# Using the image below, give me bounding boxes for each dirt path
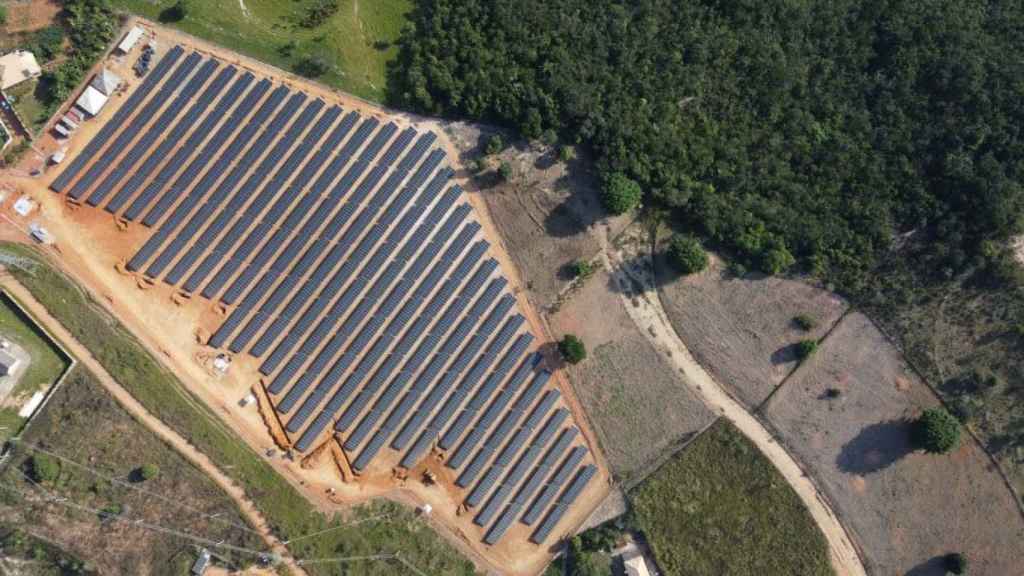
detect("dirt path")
[0,275,310,576]
[600,227,867,576]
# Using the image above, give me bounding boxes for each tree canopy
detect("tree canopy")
[389,0,1024,287]
[912,408,962,454]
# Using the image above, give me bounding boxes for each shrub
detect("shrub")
[160,0,190,22]
[485,134,504,155]
[944,552,968,574]
[498,161,513,181]
[668,235,708,275]
[29,454,60,484]
[294,56,329,78]
[793,314,817,331]
[558,145,577,163]
[572,260,594,280]
[825,388,841,399]
[795,339,818,360]
[559,334,587,364]
[31,27,65,61]
[601,172,642,215]
[0,6,7,26]
[912,408,962,454]
[301,0,340,28]
[139,463,160,481]
[761,246,795,275]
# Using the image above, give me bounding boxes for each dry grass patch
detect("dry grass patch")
[763,311,1024,575]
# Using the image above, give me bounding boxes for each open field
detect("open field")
[0,291,70,399]
[763,311,1024,575]
[0,243,478,575]
[549,266,715,485]
[654,244,848,408]
[0,367,264,575]
[632,420,833,576]
[109,0,411,102]
[0,18,608,574]
[5,79,48,135]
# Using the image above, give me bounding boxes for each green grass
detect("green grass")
[632,420,833,576]
[0,291,72,400]
[5,79,49,136]
[0,243,473,575]
[108,0,411,102]
[0,407,23,445]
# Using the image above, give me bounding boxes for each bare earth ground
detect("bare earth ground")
[1,19,610,576]
[0,0,61,35]
[763,311,1024,575]
[548,266,715,486]
[655,243,848,408]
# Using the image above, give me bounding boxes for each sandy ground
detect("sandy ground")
[0,274,309,576]
[0,17,611,575]
[603,223,867,576]
[0,0,61,35]
[763,312,1024,575]
[654,245,849,408]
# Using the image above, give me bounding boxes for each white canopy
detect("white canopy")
[75,85,109,116]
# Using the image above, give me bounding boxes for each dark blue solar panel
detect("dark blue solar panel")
[529,465,596,543]
[522,447,588,526]
[52,46,186,193]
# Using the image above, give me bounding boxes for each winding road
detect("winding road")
[600,227,867,576]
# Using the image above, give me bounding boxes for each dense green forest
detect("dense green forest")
[388,0,1024,488]
[390,0,1023,286]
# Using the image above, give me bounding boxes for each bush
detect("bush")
[29,454,60,484]
[301,0,340,28]
[485,134,504,155]
[160,0,190,22]
[0,6,7,26]
[795,339,818,360]
[30,27,65,62]
[601,172,642,215]
[498,161,513,181]
[668,235,708,275]
[559,334,587,364]
[558,145,576,163]
[761,246,796,275]
[138,463,160,481]
[912,408,962,454]
[944,552,968,574]
[294,56,329,78]
[572,260,595,280]
[793,314,818,331]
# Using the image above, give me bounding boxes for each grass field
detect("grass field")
[632,420,833,576]
[5,79,49,135]
[0,291,71,399]
[0,243,474,575]
[0,368,262,575]
[109,0,411,102]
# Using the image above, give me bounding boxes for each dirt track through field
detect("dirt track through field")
[0,274,310,576]
[600,227,867,576]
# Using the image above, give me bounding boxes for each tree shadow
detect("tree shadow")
[903,555,950,576]
[837,419,914,475]
[557,261,580,282]
[770,342,801,366]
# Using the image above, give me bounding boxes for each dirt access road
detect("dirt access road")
[0,274,310,576]
[601,226,867,576]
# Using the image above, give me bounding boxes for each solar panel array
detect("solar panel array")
[50,46,597,546]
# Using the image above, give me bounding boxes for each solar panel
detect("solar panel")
[521,447,588,526]
[529,465,597,544]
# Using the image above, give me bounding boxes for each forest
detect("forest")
[389,0,1023,287]
[388,0,1024,487]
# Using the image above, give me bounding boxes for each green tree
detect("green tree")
[793,314,817,331]
[668,235,708,275]
[499,161,513,181]
[558,145,576,163]
[944,552,968,574]
[795,339,818,360]
[572,260,594,279]
[29,454,60,484]
[161,0,191,22]
[485,134,504,156]
[761,246,795,275]
[912,408,962,454]
[559,334,587,364]
[31,27,65,61]
[295,56,328,78]
[601,172,642,215]
[138,463,160,481]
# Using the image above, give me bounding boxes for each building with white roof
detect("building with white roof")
[117,26,146,54]
[75,85,109,117]
[0,50,42,90]
[90,68,122,96]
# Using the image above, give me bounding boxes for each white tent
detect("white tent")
[75,86,109,117]
[90,68,122,96]
[117,26,146,54]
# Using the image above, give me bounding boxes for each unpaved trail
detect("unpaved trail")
[0,275,310,576]
[599,227,867,576]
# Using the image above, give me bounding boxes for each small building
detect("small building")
[117,26,146,54]
[90,68,122,97]
[50,150,66,164]
[0,50,42,90]
[622,550,652,576]
[75,85,109,117]
[0,349,20,377]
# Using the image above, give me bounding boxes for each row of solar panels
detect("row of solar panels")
[49,47,596,546]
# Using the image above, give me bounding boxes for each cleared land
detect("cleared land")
[549,266,715,485]
[109,0,411,102]
[632,420,833,576]
[0,367,265,575]
[763,311,1024,575]
[654,245,848,408]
